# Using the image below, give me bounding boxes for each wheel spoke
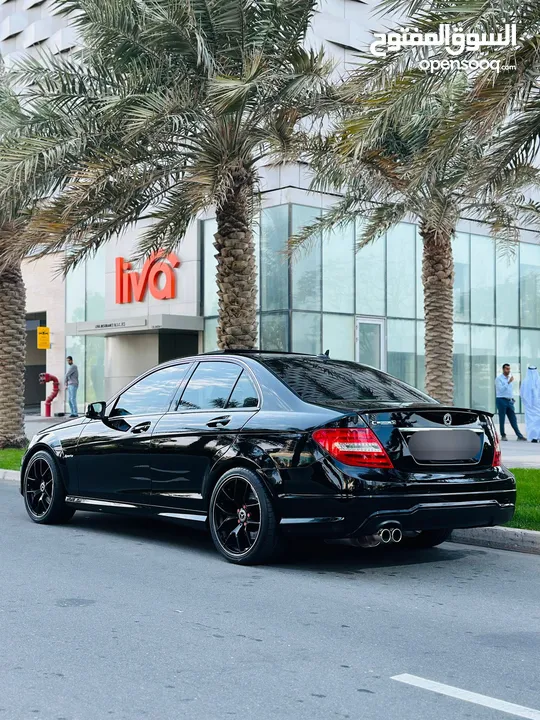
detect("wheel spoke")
[217,516,237,533]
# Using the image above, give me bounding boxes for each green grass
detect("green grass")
[0,448,25,471]
[0,451,537,530]
[508,468,540,531]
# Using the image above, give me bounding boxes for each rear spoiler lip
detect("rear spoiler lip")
[323,403,494,418]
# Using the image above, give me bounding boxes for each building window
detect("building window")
[471,234,495,324]
[260,312,288,351]
[387,318,416,386]
[291,205,322,312]
[471,325,495,412]
[520,242,540,327]
[387,223,416,318]
[323,225,354,313]
[496,248,519,326]
[453,323,471,408]
[453,232,470,322]
[292,312,321,355]
[356,223,385,316]
[322,314,355,360]
[497,326,521,412]
[260,205,289,311]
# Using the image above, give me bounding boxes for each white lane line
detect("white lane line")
[392,674,540,720]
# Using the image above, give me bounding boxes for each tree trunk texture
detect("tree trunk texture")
[214,177,258,350]
[420,225,454,405]
[0,261,27,448]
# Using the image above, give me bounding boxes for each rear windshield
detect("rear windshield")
[260,357,436,407]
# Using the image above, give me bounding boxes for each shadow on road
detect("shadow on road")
[68,510,482,573]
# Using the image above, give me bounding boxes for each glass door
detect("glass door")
[356,317,386,370]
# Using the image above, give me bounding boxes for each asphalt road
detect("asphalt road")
[2,478,540,720]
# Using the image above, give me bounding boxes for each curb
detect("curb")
[450,526,540,555]
[0,469,19,482]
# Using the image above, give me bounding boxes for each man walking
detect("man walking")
[495,363,526,441]
[65,355,79,418]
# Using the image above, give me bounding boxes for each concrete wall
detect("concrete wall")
[22,254,66,415]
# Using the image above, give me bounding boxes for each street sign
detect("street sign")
[37,326,50,350]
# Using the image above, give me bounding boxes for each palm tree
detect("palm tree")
[0,75,29,448]
[357,0,540,186]
[0,0,334,350]
[292,75,539,403]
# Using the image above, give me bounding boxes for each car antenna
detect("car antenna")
[319,349,330,359]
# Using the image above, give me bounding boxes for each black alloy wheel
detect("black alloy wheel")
[209,467,282,565]
[23,451,75,525]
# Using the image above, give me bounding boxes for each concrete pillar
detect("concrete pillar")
[104,333,159,399]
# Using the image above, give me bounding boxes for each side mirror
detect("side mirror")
[86,401,107,420]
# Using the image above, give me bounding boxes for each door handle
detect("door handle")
[131,422,151,434]
[206,415,232,428]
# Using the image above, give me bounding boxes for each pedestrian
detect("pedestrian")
[65,355,79,418]
[520,366,540,443]
[495,363,526,441]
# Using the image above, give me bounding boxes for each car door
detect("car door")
[74,363,192,505]
[150,361,260,512]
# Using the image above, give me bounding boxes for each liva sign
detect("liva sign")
[115,251,180,304]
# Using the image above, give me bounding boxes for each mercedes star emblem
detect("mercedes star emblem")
[443,413,452,426]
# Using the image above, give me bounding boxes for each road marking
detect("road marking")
[392,674,540,720]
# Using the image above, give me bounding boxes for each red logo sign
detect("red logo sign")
[115,251,181,304]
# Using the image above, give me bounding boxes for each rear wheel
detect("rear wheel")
[404,529,452,548]
[209,468,282,565]
[23,450,75,525]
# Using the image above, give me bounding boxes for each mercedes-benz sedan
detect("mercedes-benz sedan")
[21,352,515,564]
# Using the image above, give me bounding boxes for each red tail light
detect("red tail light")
[492,432,502,467]
[312,427,393,468]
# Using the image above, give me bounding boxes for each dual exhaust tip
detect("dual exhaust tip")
[378,527,402,544]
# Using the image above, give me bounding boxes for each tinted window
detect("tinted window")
[178,362,242,410]
[227,372,259,409]
[260,357,435,407]
[111,364,191,417]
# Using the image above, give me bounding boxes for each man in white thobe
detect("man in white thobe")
[520,366,540,443]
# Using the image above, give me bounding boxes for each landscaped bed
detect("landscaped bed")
[0,451,538,531]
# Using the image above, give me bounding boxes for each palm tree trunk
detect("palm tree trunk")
[0,261,27,448]
[214,175,258,350]
[420,224,454,405]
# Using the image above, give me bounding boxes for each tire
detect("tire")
[23,450,76,525]
[404,528,452,549]
[209,467,282,565]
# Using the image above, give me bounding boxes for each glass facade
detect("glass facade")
[202,204,540,414]
[65,248,106,412]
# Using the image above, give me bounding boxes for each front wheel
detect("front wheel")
[209,468,282,565]
[404,529,452,549]
[23,451,76,525]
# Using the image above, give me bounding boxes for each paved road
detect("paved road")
[2,479,540,720]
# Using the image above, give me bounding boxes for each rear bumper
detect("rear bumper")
[278,490,516,537]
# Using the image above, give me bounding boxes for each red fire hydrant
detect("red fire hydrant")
[39,373,60,418]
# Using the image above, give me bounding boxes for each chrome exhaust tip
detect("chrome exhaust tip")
[391,528,403,543]
[378,528,392,544]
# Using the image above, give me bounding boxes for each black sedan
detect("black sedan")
[20,351,516,564]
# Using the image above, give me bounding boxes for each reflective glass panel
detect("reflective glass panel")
[227,372,259,409]
[416,321,425,392]
[85,246,106,321]
[292,312,321,355]
[470,234,495,324]
[521,329,540,380]
[66,263,86,323]
[496,326,521,410]
[416,230,424,319]
[261,313,288,351]
[387,223,416,318]
[520,242,540,327]
[323,225,354,313]
[387,319,416,386]
[65,335,85,411]
[204,317,218,352]
[453,323,471,408]
[291,205,321,311]
[356,222,385,316]
[471,325,495,412]
[322,314,355,361]
[453,232,470,322]
[496,249,519,326]
[260,205,289,311]
[357,321,382,369]
[203,218,218,317]
[85,336,105,404]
